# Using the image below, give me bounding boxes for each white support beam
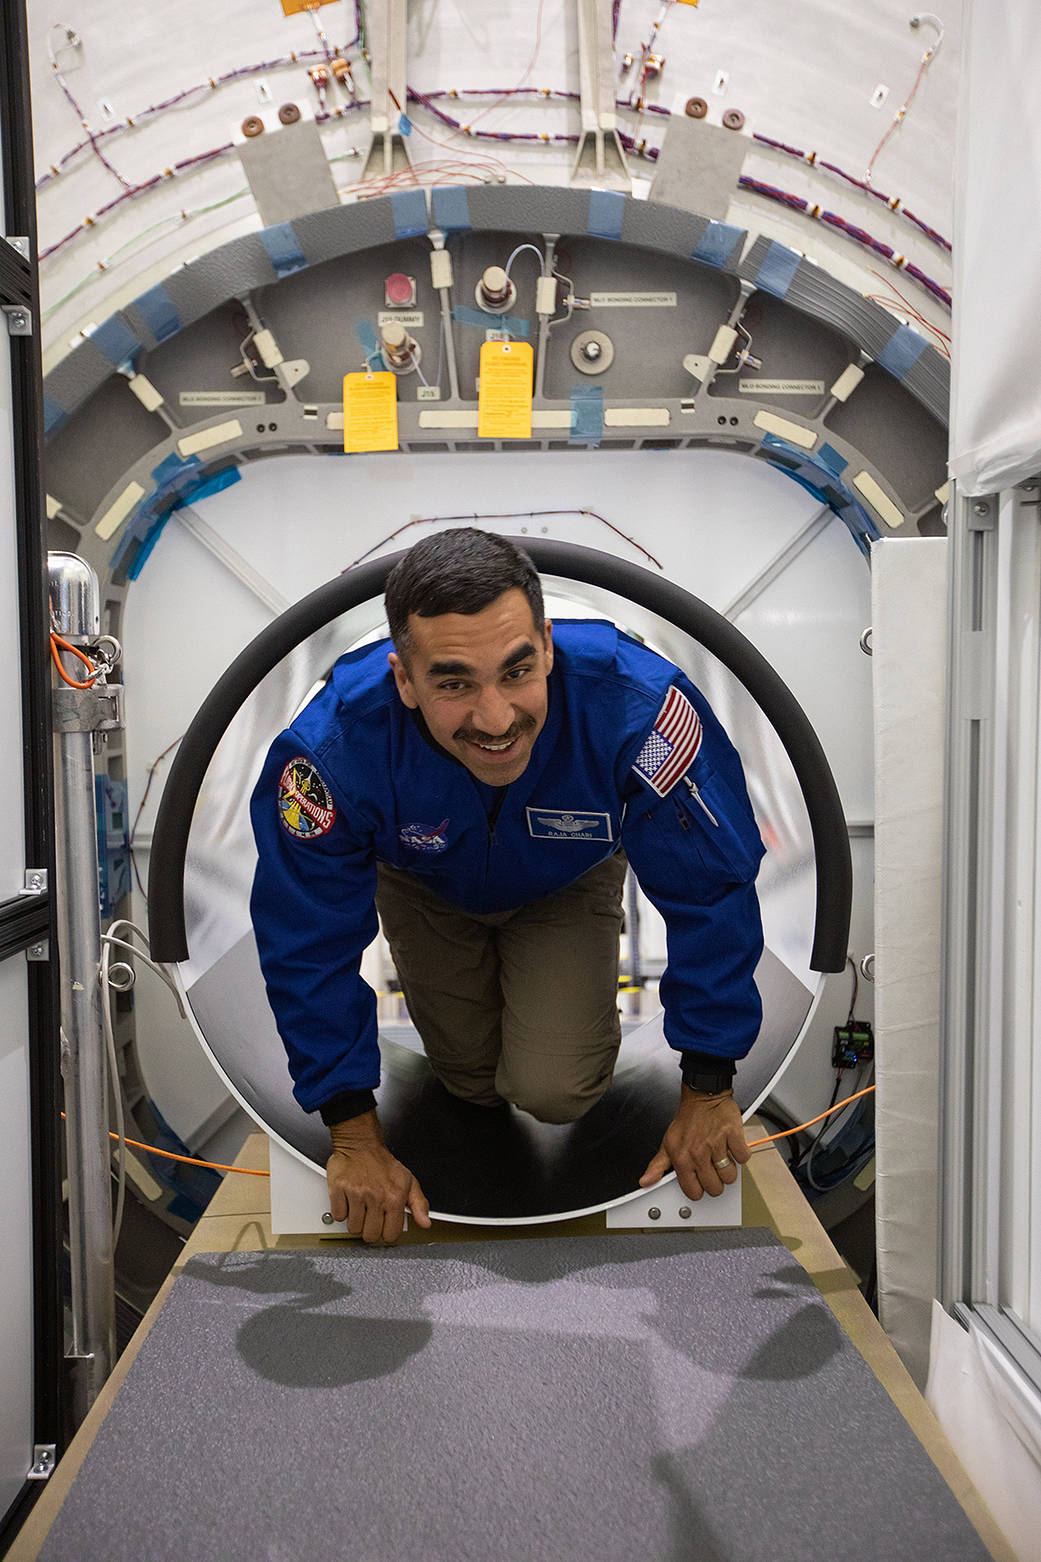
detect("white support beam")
[361,0,413,180]
[572,0,630,190]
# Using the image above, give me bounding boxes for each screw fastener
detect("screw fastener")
[648,1207,661,1220]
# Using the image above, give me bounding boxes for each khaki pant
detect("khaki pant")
[375,853,627,1122]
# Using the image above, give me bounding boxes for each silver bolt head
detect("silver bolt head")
[582,340,602,360]
[974,502,989,515]
[321,1211,335,1225]
[679,1206,692,1219]
[648,1206,661,1220]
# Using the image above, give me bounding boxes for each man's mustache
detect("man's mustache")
[454,714,536,745]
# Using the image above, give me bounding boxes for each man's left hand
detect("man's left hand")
[639,1085,749,1200]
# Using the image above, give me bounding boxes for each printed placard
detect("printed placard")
[738,379,825,396]
[377,310,424,328]
[589,292,677,308]
[179,391,267,406]
[343,371,398,454]
[477,340,533,439]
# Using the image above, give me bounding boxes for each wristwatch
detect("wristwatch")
[680,1052,736,1095]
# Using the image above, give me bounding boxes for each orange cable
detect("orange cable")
[60,1111,271,1176]
[65,1087,876,1181]
[112,1131,271,1176]
[50,632,99,689]
[746,1084,875,1147]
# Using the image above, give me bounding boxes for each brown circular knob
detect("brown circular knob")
[722,108,745,131]
[684,97,708,119]
[278,102,302,125]
[241,116,265,138]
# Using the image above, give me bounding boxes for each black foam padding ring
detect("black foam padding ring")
[148,539,851,970]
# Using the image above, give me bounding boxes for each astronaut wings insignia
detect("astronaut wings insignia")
[633,686,703,796]
[526,808,613,841]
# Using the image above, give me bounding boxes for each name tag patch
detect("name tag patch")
[526,807,613,842]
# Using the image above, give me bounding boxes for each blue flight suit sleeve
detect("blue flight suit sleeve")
[249,734,381,1114]
[620,679,766,1061]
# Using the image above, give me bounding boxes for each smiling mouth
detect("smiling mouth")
[457,724,531,759]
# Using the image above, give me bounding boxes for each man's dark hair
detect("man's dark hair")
[385,527,545,662]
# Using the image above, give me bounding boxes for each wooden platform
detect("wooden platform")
[7,1128,1015,1562]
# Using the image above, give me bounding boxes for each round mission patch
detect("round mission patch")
[278,756,337,839]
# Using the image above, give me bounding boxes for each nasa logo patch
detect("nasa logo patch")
[399,819,450,854]
[278,757,337,840]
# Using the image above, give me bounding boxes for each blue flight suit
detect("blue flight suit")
[249,620,766,1118]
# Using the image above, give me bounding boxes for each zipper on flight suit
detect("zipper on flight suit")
[482,786,507,891]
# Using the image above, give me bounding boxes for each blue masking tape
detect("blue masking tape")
[569,385,604,443]
[134,283,181,343]
[127,512,172,580]
[452,305,530,338]
[90,315,142,368]
[691,221,744,268]
[759,434,880,551]
[432,185,472,231]
[150,451,200,489]
[261,222,307,278]
[587,189,625,241]
[356,320,382,367]
[815,442,848,478]
[124,468,242,582]
[391,189,427,238]
[755,241,801,299]
[877,324,927,380]
[174,467,241,507]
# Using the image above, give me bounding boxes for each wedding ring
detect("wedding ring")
[713,1156,732,1170]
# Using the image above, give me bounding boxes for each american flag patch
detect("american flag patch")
[633,686,703,796]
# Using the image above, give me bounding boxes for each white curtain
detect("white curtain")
[948,1,1041,494]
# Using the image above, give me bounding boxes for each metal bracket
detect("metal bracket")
[605,1171,742,1229]
[3,303,32,336]
[967,498,996,532]
[52,682,125,734]
[28,1445,56,1481]
[4,236,29,257]
[20,868,47,895]
[27,940,50,962]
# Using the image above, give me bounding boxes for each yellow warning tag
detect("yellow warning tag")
[281,0,337,15]
[343,372,398,454]
[478,340,534,439]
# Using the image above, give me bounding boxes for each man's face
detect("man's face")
[388,588,554,786]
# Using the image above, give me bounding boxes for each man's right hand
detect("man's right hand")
[327,1109,432,1244]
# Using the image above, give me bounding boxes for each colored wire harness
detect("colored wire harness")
[50,632,98,688]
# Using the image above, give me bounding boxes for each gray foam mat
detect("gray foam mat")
[40,1233,992,1562]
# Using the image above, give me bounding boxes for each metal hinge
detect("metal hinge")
[3,303,32,336]
[20,869,48,895]
[28,1445,56,1481]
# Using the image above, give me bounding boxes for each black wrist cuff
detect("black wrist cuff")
[679,1050,737,1094]
[318,1088,377,1126]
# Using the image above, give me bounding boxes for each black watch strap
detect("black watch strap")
[679,1051,736,1094]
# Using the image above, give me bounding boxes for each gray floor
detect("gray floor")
[40,1234,990,1562]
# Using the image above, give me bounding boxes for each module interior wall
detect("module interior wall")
[28,0,957,355]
